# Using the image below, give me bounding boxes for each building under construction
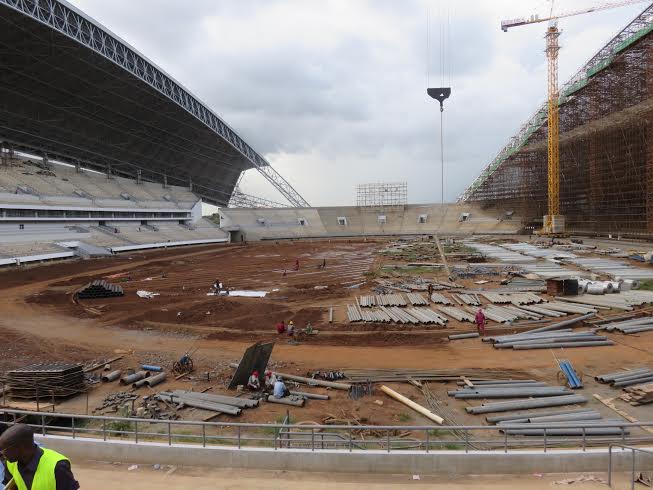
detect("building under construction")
[461,5,653,237]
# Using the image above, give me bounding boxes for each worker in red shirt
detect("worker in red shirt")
[475,308,486,336]
[294,258,300,271]
[276,320,286,334]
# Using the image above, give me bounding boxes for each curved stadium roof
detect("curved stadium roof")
[0,0,308,207]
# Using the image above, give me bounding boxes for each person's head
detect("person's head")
[289,321,294,326]
[252,370,259,377]
[265,371,272,377]
[0,424,36,464]
[277,377,283,383]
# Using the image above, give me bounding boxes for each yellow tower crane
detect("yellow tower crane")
[501,0,648,234]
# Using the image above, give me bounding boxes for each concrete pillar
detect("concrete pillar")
[75,161,81,173]
[163,174,168,189]
[189,177,193,192]
[107,163,113,179]
[7,144,13,159]
[42,154,49,167]
[136,169,142,184]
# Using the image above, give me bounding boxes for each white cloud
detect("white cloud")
[70,0,647,205]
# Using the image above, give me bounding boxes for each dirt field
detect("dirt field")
[2,238,653,430]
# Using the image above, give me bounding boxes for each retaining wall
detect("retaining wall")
[37,435,653,475]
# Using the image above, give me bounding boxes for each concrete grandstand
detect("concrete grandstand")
[0,156,226,264]
[219,203,521,241]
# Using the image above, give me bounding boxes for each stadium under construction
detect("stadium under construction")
[461,4,653,238]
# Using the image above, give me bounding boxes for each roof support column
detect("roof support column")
[163,174,168,189]
[106,163,113,180]
[136,169,142,184]
[75,160,81,173]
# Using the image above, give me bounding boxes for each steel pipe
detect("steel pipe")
[466,394,588,414]
[486,408,595,423]
[145,372,167,387]
[120,371,149,385]
[511,340,614,350]
[101,370,121,382]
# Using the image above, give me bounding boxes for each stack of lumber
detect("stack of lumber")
[620,382,653,405]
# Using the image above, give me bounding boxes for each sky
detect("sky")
[69,0,649,207]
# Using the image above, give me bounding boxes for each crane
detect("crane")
[501,0,648,234]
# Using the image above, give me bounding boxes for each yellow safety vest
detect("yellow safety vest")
[7,447,69,490]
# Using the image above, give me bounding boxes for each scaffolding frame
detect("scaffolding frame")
[460,4,653,236]
[356,182,408,209]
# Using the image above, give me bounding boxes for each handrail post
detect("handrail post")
[543,428,547,453]
[103,419,106,441]
[311,428,315,452]
[386,429,390,453]
[134,421,138,444]
[608,445,613,487]
[167,422,171,446]
[465,429,469,454]
[237,426,241,449]
[504,430,508,453]
[582,427,586,452]
[41,415,45,436]
[631,448,636,490]
[349,427,353,452]
[202,424,207,448]
[72,417,75,439]
[426,429,430,454]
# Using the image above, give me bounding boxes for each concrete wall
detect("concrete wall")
[38,435,652,476]
[220,203,522,240]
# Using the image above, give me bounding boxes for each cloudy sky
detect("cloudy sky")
[70,0,648,206]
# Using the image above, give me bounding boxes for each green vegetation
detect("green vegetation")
[207,213,220,225]
[397,412,412,422]
[637,280,653,291]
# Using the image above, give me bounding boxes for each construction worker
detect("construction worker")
[427,283,434,303]
[294,257,300,271]
[475,308,487,336]
[0,424,79,490]
[247,371,261,391]
[264,370,277,391]
[287,321,295,338]
[273,377,290,399]
[276,320,286,334]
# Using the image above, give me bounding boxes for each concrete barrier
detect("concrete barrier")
[37,435,653,475]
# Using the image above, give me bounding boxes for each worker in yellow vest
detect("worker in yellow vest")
[0,424,78,490]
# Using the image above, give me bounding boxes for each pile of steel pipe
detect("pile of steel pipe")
[602,315,653,335]
[375,294,406,307]
[496,410,602,425]
[437,306,475,322]
[358,295,376,307]
[486,408,596,424]
[466,394,588,414]
[406,293,429,306]
[492,331,611,350]
[595,368,653,388]
[449,387,572,399]
[453,293,481,306]
[429,293,451,305]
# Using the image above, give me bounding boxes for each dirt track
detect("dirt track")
[2,239,653,426]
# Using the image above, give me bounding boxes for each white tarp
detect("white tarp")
[137,290,160,299]
[206,290,267,298]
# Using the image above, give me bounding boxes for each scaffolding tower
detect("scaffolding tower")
[459,4,653,237]
[356,182,408,208]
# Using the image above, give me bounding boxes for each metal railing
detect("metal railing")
[608,444,653,489]
[3,409,653,453]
